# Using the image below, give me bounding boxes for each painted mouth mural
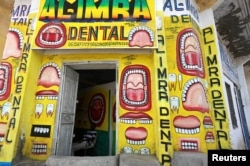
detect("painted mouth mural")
[128,26,154,48]
[120,112,152,124]
[2,28,24,60]
[179,138,199,151]
[0,62,12,101]
[37,62,61,88]
[205,131,215,143]
[31,125,51,138]
[177,28,205,78]
[88,93,106,127]
[32,143,47,155]
[120,65,151,111]
[125,127,147,145]
[174,115,200,135]
[36,90,58,100]
[203,116,213,129]
[36,62,61,100]
[182,78,209,113]
[35,22,67,48]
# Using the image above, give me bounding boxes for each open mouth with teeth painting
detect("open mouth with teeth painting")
[35,22,67,48]
[36,62,61,100]
[0,62,12,101]
[182,78,209,113]
[128,26,154,48]
[177,28,205,78]
[120,65,151,111]
[88,93,106,127]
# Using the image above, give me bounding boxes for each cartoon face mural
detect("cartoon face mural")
[0,62,12,101]
[88,93,106,127]
[2,28,24,60]
[128,26,154,48]
[176,28,205,78]
[35,22,67,48]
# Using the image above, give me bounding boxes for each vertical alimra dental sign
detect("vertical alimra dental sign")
[32,0,157,49]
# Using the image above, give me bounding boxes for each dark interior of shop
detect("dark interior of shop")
[72,69,116,156]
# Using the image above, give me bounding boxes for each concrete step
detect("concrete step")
[119,154,161,166]
[172,152,207,166]
[46,155,118,166]
[12,158,46,166]
[45,154,161,166]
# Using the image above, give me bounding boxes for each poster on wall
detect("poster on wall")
[32,0,157,49]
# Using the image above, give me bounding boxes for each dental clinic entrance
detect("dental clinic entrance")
[54,62,117,157]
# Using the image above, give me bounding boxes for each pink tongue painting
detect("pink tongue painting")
[126,89,144,101]
[185,51,201,66]
[120,65,151,111]
[0,79,4,90]
[42,31,62,42]
[38,66,60,88]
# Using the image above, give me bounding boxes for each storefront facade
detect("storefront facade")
[0,0,237,165]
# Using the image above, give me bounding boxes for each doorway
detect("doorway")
[54,62,117,156]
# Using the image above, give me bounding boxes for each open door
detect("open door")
[55,65,79,155]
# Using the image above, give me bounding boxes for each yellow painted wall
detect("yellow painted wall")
[0,0,232,165]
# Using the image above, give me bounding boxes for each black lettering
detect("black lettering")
[15,84,22,93]
[213,100,224,109]
[160,130,171,141]
[160,119,170,128]
[5,129,12,143]
[12,107,19,117]
[68,27,78,40]
[203,27,214,44]
[161,141,172,152]
[156,35,165,54]
[23,42,31,52]
[210,77,220,87]
[78,27,87,40]
[207,54,217,65]
[212,90,222,99]
[158,80,168,91]
[159,91,168,101]
[13,95,21,107]
[160,107,170,116]
[158,68,167,78]
[162,154,172,164]
[208,67,219,77]
[171,15,179,23]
